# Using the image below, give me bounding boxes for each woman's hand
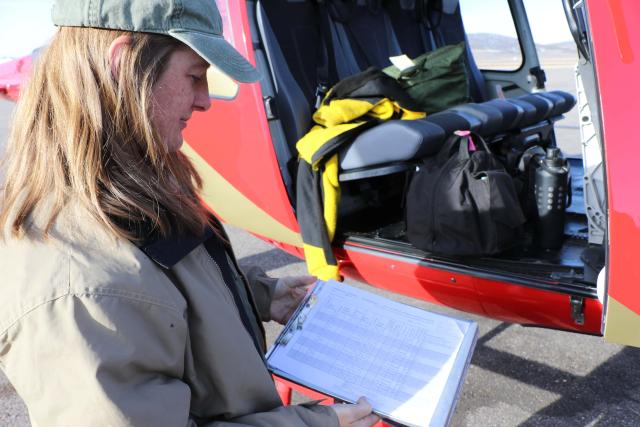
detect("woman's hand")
[330,397,380,427]
[269,275,316,324]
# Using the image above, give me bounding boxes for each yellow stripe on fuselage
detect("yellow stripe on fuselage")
[181,142,303,248]
[604,296,640,347]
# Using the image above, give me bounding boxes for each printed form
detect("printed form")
[267,280,478,427]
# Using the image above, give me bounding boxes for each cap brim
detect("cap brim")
[169,29,261,83]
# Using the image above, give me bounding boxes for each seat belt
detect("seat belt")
[416,0,443,50]
[315,0,338,107]
[341,0,403,69]
[315,0,361,102]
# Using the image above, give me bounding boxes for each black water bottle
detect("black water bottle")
[534,148,570,249]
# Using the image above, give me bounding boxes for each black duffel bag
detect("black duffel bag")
[406,131,526,256]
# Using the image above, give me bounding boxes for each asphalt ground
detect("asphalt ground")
[1,62,640,426]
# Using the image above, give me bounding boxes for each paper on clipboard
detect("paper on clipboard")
[266,280,478,427]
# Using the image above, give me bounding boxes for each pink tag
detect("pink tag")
[454,130,475,151]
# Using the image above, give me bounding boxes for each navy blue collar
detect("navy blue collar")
[139,226,215,269]
[115,211,220,269]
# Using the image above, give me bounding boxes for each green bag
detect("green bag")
[382,42,471,114]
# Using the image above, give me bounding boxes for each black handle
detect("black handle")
[562,0,590,60]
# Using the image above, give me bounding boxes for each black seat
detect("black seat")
[384,0,436,58]
[423,111,475,134]
[257,2,313,146]
[384,0,488,102]
[504,98,540,127]
[508,91,576,126]
[338,120,446,180]
[536,91,572,117]
[423,90,576,137]
[325,0,403,75]
[449,103,504,135]
[338,89,575,181]
[257,0,577,184]
[484,99,526,130]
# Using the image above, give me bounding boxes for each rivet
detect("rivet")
[450,277,457,283]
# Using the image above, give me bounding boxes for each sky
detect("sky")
[460,0,573,44]
[0,0,56,61]
[0,0,574,61]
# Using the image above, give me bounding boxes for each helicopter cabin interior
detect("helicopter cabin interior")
[247,0,604,301]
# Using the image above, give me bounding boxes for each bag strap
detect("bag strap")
[458,133,473,158]
[434,130,497,167]
[435,132,467,165]
[415,0,444,48]
[452,130,489,152]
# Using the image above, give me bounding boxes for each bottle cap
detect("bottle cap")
[544,147,564,167]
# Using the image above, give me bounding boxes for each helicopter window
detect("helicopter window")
[459,0,523,72]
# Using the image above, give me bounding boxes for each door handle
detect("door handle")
[562,0,590,60]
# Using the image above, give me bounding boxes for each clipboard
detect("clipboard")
[266,280,478,427]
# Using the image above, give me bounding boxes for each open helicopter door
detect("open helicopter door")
[579,0,640,347]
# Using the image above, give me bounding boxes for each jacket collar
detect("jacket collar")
[140,226,215,269]
[119,215,216,269]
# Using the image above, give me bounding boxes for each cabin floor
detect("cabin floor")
[337,157,603,291]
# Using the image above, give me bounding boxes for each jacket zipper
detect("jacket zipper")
[205,248,269,364]
[204,249,242,317]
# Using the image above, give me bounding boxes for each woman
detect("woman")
[0,0,378,426]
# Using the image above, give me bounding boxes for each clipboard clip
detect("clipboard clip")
[274,284,321,346]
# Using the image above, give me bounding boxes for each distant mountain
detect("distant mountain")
[537,41,577,56]
[467,33,521,53]
[467,33,576,55]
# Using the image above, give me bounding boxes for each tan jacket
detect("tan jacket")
[0,204,338,427]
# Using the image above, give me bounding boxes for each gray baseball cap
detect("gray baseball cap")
[51,0,260,83]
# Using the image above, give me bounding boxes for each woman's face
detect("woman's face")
[150,47,212,152]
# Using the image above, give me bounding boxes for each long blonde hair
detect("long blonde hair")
[0,27,213,241]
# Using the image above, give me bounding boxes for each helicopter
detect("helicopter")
[1,0,637,349]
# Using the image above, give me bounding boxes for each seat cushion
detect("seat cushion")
[338,90,577,173]
[425,110,478,134]
[339,120,445,170]
[519,94,553,122]
[449,103,504,135]
[484,99,524,130]
[535,92,567,116]
[504,98,539,127]
[548,90,576,112]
